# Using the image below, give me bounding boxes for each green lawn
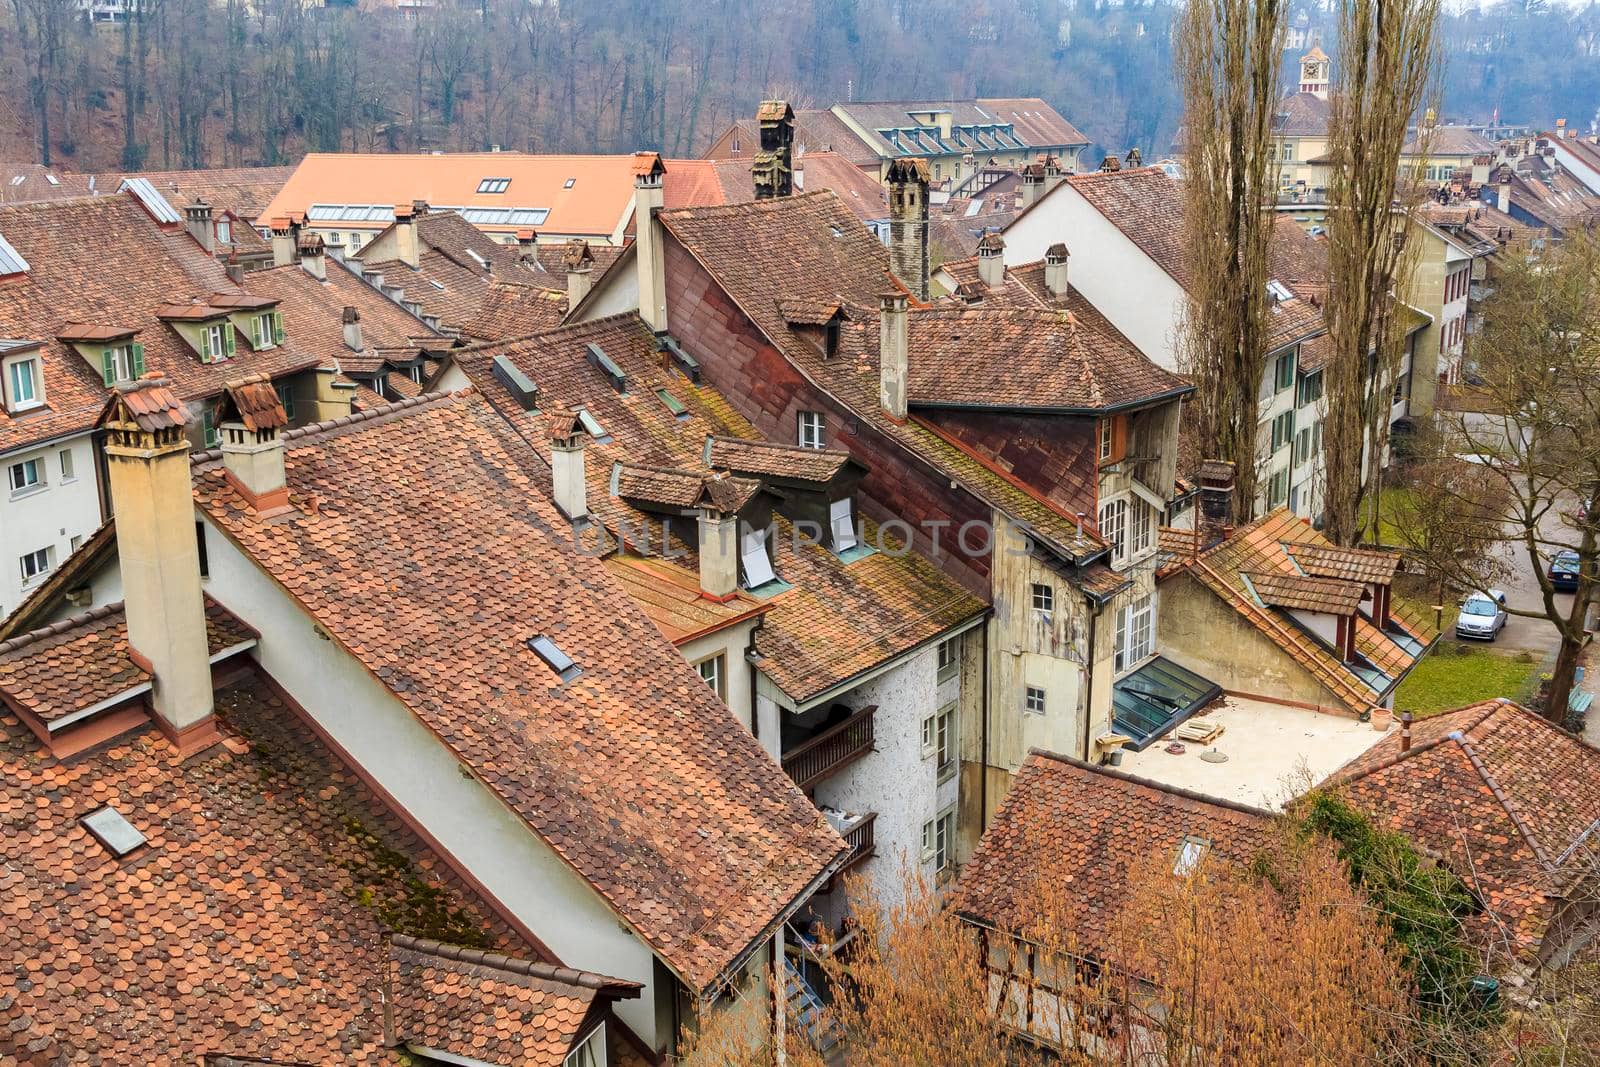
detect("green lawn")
[1394,643,1538,717]
[1366,487,1419,549]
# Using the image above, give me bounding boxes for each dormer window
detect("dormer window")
[477,177,512,194]
[202,322,235,363]
[98,343,145,386]
[253,312,284,349]
[4,353,43,412]
[740,527,777,588]
[829,497,858,552]
[216,218,233,245]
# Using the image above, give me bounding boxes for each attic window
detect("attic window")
[655,388,688,418]
[0,233,30,276]
[477,177,512,194]
[829,226,844,238]
[466,249,489,269]
[741,528,777,588]
[527,634,581,682]
[564,178,576,189]
[829,498,858,552]
[80,806,147,857]
[428,279,446,290]
[1174,835,1210,876]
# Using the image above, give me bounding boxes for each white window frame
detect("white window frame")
[19,546,51,585]
[5,355,43,413]
[797,410,825,449]
[1024,685,1047,716]
[921,713,938,758]
[740,527,777,588]
[1114,593,1155,674]
[215,218,232,245]
[563,1023,606,1067]
[935,703,956,783]
[936,636,959,683]
[1031,581,1054,617]
[1097,418,1113,461]
[254,313,276,349]
[8,456,44,496]
[1099,496,1128,564]
[922,806,956,871]
[206,323,229,360]
[1130,497,1152,556]
[695,653,726,700]
[829,497,858,552]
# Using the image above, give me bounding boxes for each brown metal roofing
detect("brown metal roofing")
[191,389,846,992]
[55,322,141,342]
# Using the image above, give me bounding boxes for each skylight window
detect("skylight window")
[80,806,147,857]
[477,177,512,194]
[576,408,607,440]
[564,178,576,189]
[0,233,30,276]
[741,528,777,588]
[655,388,688,418]
[527,634,581,682]
[466,249,488,269]
[1174,835,1211,877]
[830,498,858,552]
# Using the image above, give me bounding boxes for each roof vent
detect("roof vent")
[491,355,538,411]
[527,635,581,682]
[585,343,627,393]
[80,806,147,857]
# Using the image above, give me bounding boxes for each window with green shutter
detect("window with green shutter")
[272,311,285,345]
[199,328,212,362]
[130,343,145,377]
[201,408,218,448]
[100,349,116,386]
[223,325,236,358]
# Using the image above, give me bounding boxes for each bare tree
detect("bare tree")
[1408,229,1600,721]
[1176,0,1286,522]
[1320,0,1442,545]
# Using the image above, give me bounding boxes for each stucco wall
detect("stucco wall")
[0,433,104,618]
[197,514,671,1048]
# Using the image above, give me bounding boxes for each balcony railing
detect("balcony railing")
[782,704,877,791]
[839,812,877,873]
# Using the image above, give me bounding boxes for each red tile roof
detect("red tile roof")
[1244,569,1366,615]
[706,435,854,483]
[953,750,1274,962]
[191,388,846,992]
[101,165,296,221]
[1285,541,1401,586]
[462,280,568,342]
[1328,700,1600,957]
[247,257,448,370]
[221,373,288,431]
[705,110,882,168]
[0,679,531,1062]
[604,556,768,644]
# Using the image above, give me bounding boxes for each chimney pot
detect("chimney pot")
[550,413,589,521]
[975,232,1005,289]
[886,158,930,301]
[1197,459,1236,544]
[299,232,327,280]
[879,292,909,421]
[1044,243,1070,301]
[1400,711,1414,751]
[185,199,215,254]
[633,154,668,332]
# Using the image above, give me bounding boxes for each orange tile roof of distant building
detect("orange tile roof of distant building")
[1326,699,1600,959]
[261,153,646,240]
[190,388,846,992]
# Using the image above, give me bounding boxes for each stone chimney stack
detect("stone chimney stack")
[696,494,740,601]
[1198,459,1236,545]
[549,411,589,521]
[632,152,669,333]
[1497,169,1512,214]
[564,240,595,308]
[753,100,796,200]
[394,201,425,270]
[887,158,930,301]
[976,232,1005,289]
[1044,243,1070,301]
[342,306,364,351]
[1043,155,1067,194]
[1018,163,1044,209]
[218,376,290,514]
[879,292,909,421]
[270,217,300,268]
[1100,154,1122,173]
[185,199,215,254]
[299,232,328,280]
[99,376,217,755]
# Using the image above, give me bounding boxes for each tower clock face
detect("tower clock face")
[1303,61,1318,79]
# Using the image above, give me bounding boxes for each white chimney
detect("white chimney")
[270,219,299,268]
[184,200,215,254]
[549,413,588,521]
[342,306,364,351]
[633,153,668,332]
[299,232,328,280]
[219,376,290,514]
[976,232,1005,289]
[565,240,595,308]
[1044,243,1070,301]
[1496,172,1512,214]
[879,292,909,421]
[697,508,739,600]
[395,201,426,269]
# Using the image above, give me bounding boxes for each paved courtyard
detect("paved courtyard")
[1117,695,1391,810]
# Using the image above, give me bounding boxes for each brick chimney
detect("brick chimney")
[696,497,739,601]
[342,306,364,351]
[98,377,217,756]
[1198,459,1235,545]
[1044,243,1070,301]
[879,292,909,421]
[632,152,669,333]
[564,239,595,308]
[185,199,215,254]
[299,232,328,280]
[887,158,930,301]
[270,217,300,268]
[549,411,589,521]
[218,375,290,514]
[976,232,1005,289]
[753,100,795,200]
[393,201,426,269]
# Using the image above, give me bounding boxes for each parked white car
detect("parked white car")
[1456,590,1508,641]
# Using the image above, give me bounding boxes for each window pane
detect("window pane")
[829,498,857,551]
[741,528,776,587]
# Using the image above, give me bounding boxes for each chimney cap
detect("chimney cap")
[219,374,289,432]
[886,157,931,185]
[976,232,1005,255]
[631,152,667,183]
[879,290,909,311]
[1100,154,1122,172]
[1045,242,1070,262]
[756,99,794,123]
[98,374,190,432]
[564,239,594,271]
[298,231,326,255]
[549,409,588,444]
[341,306,360,324]
[1198,459,1236,488]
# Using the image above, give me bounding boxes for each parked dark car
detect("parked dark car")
[1549,550,1582,593]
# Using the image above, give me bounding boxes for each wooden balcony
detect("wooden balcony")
[838,811,876,874]
[782,704,876,791]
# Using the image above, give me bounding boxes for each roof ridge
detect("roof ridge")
[192,392,462,466]
[0,600,125,658]
[449,310,646,359]
[659,189,846,219]
[709,433,848,457]
[389,934,639,994]
[1027,747,1277,820]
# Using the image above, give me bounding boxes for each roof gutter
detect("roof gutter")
[909,382,1195,418]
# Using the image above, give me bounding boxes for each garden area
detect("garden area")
[1394,642,1539,717]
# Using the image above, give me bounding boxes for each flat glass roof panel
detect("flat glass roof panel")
[1111,656,1222,750]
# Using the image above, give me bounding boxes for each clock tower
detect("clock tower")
[1298,44,1331,100]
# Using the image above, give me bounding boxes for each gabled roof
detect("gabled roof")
[246,255,449,369]
[447,313,987,706]
[0,678,531,1062]
[0,192,322,457]
[1177,509,1436,714]
[100,164,296,221]
[835,99,1090,157]
[1285,541,1401,586]
[655,192,1111,562]
[953,750,1274,962]
[190,388,846,992]
[705,110,884,168]
[1274,91,1332,137]
[1403,125,1496,157]
[1328,700,1600,957]
[261,153,644,238]
[462,280,569,342]
[1244,569,1365,615]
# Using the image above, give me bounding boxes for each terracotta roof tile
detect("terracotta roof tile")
[101,165,296,221]
[1244,570,1365,615]
[1285,541,1401,586]
[604,556,767,644]
[706,435,853,484]
[247,257,447,371]
[463,281,568,341]
[102,374,191,432]
[0,680,529,1062]
[953,751,1274,962]
[191,388,845,991]
[220,373,288,431]
[1327,700,1600,956]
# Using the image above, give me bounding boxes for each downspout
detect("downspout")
[979,618,991,832]
[746,616,766,743]
[1083,600,1097,762]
